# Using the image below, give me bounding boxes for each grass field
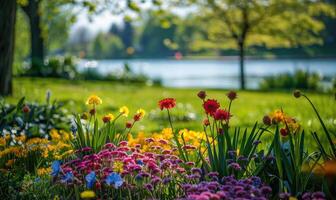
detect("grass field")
[4,77,335,138]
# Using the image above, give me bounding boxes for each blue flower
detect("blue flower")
[70,123,77,135]
[136,160,143,165]
[85,171,96,189]
[135,174,143,181]
[51,161,61,177]
[105,172,123,189]
[62,172,74,183]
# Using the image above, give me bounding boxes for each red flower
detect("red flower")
[203,99,220,116]
[227,91,237,101]
[280,128,289,137]
[214,109,231,121]
[158,98,176,110]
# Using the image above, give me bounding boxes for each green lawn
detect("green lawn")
[5,77,336,136]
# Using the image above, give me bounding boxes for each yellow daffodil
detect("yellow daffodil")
[86,95,102,106]
[119,106,129,117]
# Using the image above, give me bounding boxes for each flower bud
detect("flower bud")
[126,121,132,128]
[227,91,237,101]
[280,128,289,137]
[89,109,96,115]
[262,115,272,126]
[197,91,206,100]
[22,105,30,113]
[293,90,301,98]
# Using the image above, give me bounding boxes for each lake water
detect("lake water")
[78,58,336,89]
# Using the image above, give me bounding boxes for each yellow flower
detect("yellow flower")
[0,138,6,146]
[289,197,298,200]
[86,95,102,106]
[5,134,10,141]
[271,110,285,123]
[113,161,124,173]
[102,113,115,123]
[136,108,146,118]
[119,106,129,117]
[80,190,96,199]
[50,129,61,141]
[37,167,51,176]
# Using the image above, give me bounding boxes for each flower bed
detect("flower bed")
[0,90,335,199]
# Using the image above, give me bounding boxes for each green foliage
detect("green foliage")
[195,0,336,51]
[73,111,127,152]
[260,70,322,91]
[0,95,70,139]
[139,12,178,57]
[23,55,78,79]
[88,33,125,59]
[297,92,336,160]
[272,127,319,196]
[80,63,153,84]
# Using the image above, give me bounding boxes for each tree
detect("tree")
[121,20,134,49]
[21,0,44,71]
[0,0,17,96]
[197,0,335,89]
[140,11,178,57]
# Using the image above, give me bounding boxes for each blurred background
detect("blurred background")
[1,0,336,132]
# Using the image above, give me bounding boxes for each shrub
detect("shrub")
[260,70,322,91]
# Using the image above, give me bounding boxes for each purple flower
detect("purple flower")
[228,162,242,171]
[191,167,202,175]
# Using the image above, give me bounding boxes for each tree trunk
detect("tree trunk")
[0,0,17,96]
[238,41,246,90]
[22,0,44,72]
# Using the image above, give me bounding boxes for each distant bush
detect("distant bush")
[260,70,322,91]
[23,55,78,79]
[80,62,161,85]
